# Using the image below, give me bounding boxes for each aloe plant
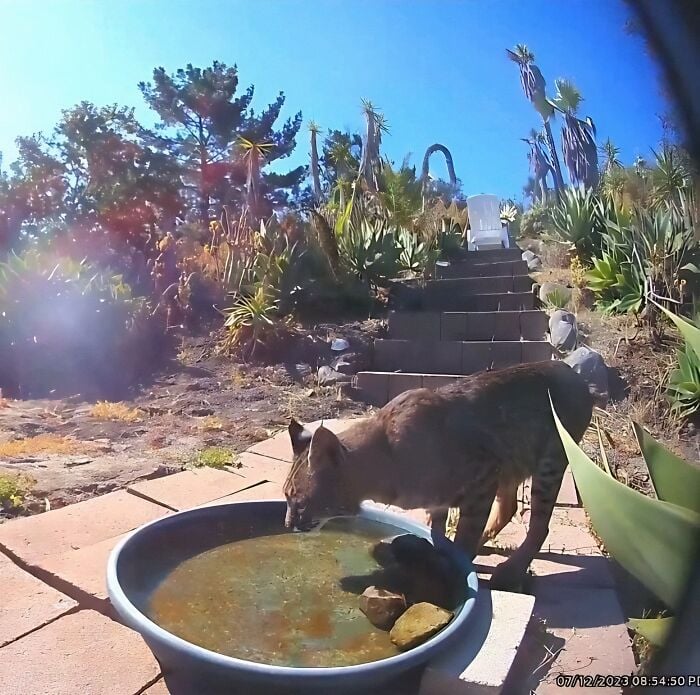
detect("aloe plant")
[552,399,700,647]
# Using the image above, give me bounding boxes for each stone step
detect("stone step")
[424,291,534,312]
[356,371,468,405]
[373,339,552,374]
[435,259,528,279]
[388,310,548,342]
[426,275,533,298]
[372,339,553,376]
[443,248,522,263]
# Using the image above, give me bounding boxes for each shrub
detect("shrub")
[0,471,34,510]
[519,203,552,238]
[0,250,172,399]
[190,447,238,469]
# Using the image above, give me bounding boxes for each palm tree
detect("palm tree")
[420,144,457,209]
[522,129,553,203]
[551,79,599,189]
[238,136,274,224]
[506,44,565,196]
[308,121,323,203]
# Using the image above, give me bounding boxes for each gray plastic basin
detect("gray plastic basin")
[107,500,479,694]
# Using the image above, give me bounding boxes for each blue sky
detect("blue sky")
[0,0,666,200]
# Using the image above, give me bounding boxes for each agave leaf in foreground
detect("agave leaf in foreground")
[654,300,700,361]
[633,422,700,514]
[551,398,700,611]
[628,617,673,648]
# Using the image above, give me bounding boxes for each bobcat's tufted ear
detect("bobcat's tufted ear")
[288,419,313,456]
[308,425,345,470]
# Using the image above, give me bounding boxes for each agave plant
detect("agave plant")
[396,228,439,276]
[552,401,700,648]
[660,303,700,421]
[547,186,603,261]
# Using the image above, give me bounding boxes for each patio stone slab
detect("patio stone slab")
[0,610,160,695]
[505,587,636,693]
[556,468,580,507]
[0,490,169,564]
[420,590,535,694]
[246,418,360,462]
[39,534,127,601]
[143,677,169,694]
[200,481,286,506]
[0,552,77,647]
[127,468,250,511]
[237,451,291,484]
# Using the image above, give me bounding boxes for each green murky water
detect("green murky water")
[147,517,407,667]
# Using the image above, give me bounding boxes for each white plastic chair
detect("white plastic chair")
[466,194,510,251]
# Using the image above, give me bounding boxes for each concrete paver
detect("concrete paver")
[0,610,160,695]
[237,451,290,484]
[200,481,285,506]
[127,467,251,511]
[0,490,169,563]
[39,534,128,601]
[420,590,536,694]
[0,552,77,647]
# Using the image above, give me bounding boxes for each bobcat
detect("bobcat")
[284,360,593,589]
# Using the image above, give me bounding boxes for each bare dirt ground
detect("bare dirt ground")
[0,320,383,516]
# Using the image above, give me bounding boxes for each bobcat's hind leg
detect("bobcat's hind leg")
[478,480,519,551]
[490,446,566,590]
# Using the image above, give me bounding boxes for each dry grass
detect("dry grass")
[90,401,142,422]
[198,416,225,432]
[0,434,86,458]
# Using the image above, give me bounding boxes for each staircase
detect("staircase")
[355,248,552,406]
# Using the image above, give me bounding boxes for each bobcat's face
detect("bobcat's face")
[283,420,356,529]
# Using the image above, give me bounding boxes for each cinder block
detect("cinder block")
[388,311,440,340]
[466,312,497,341]
[431,341,464,374]
[420,590,536,694]
[441,313,468,341]
[373,339,409,370]
[520,311,548,341]
[356,372,390,406]
[387,373,423,401]
[512,275,534,293]
[522,341,553,363]
[422,375,466,390]
[489,342,522,370]
[462,342,493,374]
[492,312,521,340]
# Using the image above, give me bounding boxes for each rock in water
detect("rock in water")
[389,602,453,651]
[359,586,407,630]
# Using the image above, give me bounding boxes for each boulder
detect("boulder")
[564,346,609,407]
[317,365,351,386]
[389,602,453,651]
[539,282,571,306]
[359,586,407,630]
[549,310,578,353]
[522,249,542,271]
